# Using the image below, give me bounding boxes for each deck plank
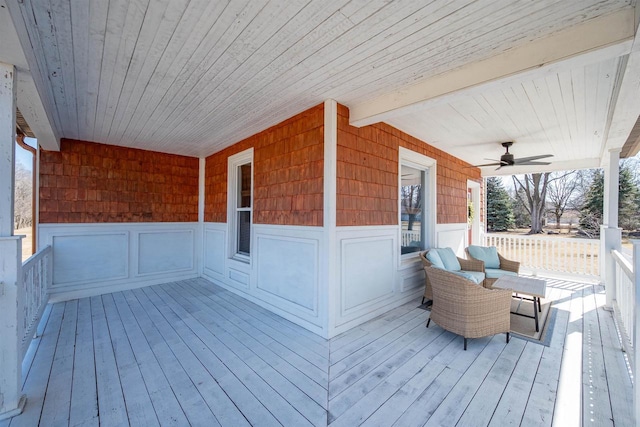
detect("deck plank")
[329,308,427,379]
[485,341,544,426]
[101,294,160,427]
[593,285,634,426]
[39,300,77,426]
[68,298,98,427]
[551,282,585,427]
[167,281,328,413]
[90,296,129,426]
[125,285,277,426]
[388,334,494,427]
[6,277,635,427]
[519,282,573,426]
[181,280,329,387]
[145,284,319,426]
[456,337,529,427]
[328,326,453,423]
[122,289,223,426]
[9,303,65,427]
[329,312,434,400]
[422,334,513,426]
[581,285,614,426]
[109,292,197,426]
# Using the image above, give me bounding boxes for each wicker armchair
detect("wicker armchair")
[424,266,512,350]
[419,250,484,302]
[465,246,520,288]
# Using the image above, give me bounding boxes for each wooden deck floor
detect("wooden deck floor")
[1,277,634,426]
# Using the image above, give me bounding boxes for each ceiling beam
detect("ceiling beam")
[601,15,640,162]
[1,0,59,151]
[349,8,636,127]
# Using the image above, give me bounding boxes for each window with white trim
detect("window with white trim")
[228,149,253,260]
[399,148,436,258]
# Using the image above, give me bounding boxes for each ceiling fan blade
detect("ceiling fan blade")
[516,160,552,166]
[513,154,553,163]
[473,162,503,167]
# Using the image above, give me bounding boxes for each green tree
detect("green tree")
[486,177,515,231]
[579,170,603,236]
[579,161,640,235]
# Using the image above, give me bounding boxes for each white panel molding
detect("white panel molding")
[340,235,395,315]
[136,229,195,276]
[435,223,468,257]
[51,232,129,286]
[202,223,326,333]
[331,226,422,336]
[255,233,320,316]
[203,223,226,279]
[39,222,200,300]
[227,268,250,290]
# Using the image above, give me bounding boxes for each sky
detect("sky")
[15,137,37,170]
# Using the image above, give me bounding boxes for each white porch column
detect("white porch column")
[632,240,640,427]
[0,62,26,419]
[0,63,16,236]
[601,148,622,308]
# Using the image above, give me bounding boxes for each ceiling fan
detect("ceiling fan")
[474,142,553,170]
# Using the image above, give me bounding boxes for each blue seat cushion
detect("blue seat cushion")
[468,245,500,269]
[425,250,445,269]
[450,270,485,285]
[485,268,518,279]
[433,248,461,271]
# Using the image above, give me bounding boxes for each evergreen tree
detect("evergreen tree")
[486,177,515,231]
[579,170,603,236]
[579,162,640,235]
[619,164,640,231]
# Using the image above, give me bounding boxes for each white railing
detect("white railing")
[19,245,52,361]
[612,241,639,425]
[484,233,600,277]
[401,230,421,247]
[612,249,634,358]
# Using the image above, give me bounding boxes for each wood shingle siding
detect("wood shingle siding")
[204,104,324,226]
[39,139,199,223]
[336,104,481,226]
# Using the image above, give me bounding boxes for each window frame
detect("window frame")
[227,148,254,262]
[398,147,436,261]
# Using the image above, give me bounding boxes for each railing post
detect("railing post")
[0,236,26,419]
[633,240,639,426]
[602,225,622,308]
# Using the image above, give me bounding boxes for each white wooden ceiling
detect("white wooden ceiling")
[388,57,621,174]
[5,0,640,173]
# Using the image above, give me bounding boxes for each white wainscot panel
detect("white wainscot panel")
[203,227,226,276]
[399,256,424,293]
[256,235,318,313]
[435,223,468,256]
[341,236,395,315]
[52,233,128,286]
[138,230,194,275]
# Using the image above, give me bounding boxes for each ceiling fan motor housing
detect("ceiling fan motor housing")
[501,153,514,165]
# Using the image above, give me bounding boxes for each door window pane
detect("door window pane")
[400,165,425,254]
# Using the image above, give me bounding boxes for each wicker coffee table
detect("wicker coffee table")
[492,275,547,332]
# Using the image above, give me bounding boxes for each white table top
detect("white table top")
[492,275,546,298]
